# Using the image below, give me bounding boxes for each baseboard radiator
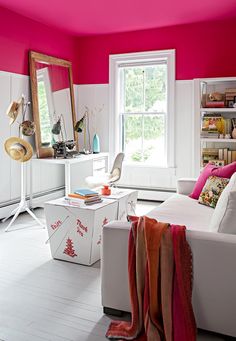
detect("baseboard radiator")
[0,187,65,220]
[118,185,176,202]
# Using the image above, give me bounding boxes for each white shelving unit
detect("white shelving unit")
[193,77,236,177]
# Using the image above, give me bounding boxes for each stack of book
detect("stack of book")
[218,148,236,165]
[225,88,236,102]
[67,188,102,205]
[201,148,236,167]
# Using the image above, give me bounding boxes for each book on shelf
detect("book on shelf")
[225,88,236,92]
[201,115,224,134]
[201,133,219,138]
[232,151,236,162]
[218,148,223,160]
[223,148,228,164]
[228,150,232,164]
[204,101,225,108]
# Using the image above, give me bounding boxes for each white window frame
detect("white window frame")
[109,49,175,168]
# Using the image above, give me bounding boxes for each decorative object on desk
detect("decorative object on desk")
[4,137,33,162]
[74,107,92,154]
[3,95,44,232]
[101,185,111,196]
[52,140,77,159]
[91,105,104,154]
[225,134,231,139]
[93,133,100,153]
[232,118,236,139]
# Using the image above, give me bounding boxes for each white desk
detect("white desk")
[31,153,109,199]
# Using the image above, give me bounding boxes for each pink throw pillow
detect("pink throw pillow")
[190,162,236,200]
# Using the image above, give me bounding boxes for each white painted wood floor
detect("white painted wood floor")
[0,202,228,341]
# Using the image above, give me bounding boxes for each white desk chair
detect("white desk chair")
[85,153,125,189]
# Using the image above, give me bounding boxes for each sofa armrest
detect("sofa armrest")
[186,230,236,336]
[177,178,197,195]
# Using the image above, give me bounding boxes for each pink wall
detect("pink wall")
[0,6,79,83]
[1,6,236,86]
[77,19,236,84]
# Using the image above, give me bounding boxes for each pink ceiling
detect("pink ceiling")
[0,0,236,36]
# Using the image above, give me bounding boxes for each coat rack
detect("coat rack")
[3,95,45,232]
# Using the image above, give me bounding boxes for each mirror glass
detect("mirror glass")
[30,52,76,158]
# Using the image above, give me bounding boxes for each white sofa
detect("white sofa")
[101,178,236,338]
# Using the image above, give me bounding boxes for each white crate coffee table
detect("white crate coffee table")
[101,188,138,221]
[45,197,118,266]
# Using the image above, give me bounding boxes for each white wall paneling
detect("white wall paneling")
[0,72,11,203]
[77,84,109,153]
[175,80,194,179]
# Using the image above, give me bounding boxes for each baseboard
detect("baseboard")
[0,188,65,220]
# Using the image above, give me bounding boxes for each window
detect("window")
[110,50,175,168]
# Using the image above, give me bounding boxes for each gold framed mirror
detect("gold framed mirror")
[29,51,77,158]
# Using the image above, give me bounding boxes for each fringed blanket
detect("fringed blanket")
[106,216,196,341]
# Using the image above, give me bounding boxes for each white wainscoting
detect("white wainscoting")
[77,84,109,152]
[0,71,80,219]
[77,81,194,199]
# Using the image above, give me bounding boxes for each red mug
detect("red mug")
[101,185,111,195]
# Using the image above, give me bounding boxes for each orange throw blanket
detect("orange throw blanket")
[106,216,196,341]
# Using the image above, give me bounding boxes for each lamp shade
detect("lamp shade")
[74,116,85,133]
[51,118,61,135]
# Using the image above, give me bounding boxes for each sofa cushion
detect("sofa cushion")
[209,172,236,234]
[147,194,213,232]
[198,176,229,208]
[190,162,236,200]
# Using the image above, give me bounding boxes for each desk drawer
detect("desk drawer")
[93,158,106,171]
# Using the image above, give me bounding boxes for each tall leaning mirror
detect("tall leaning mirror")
[29,51,77,158]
